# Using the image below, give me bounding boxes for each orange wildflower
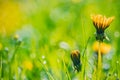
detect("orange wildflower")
[91,14,114,41]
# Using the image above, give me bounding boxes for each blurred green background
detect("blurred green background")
[0,0,120,80]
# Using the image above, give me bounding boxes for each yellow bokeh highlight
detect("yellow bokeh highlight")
[0,2,23,35]
[93,41,111,55]
[22,60,33,71]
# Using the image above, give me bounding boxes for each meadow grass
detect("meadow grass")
[0,0,120,80]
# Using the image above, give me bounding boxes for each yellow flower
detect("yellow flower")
[91,14,114,41]
[71,50,81,72]
[23,60,33,71]
[93,41,111,55]
[91,14,114,30]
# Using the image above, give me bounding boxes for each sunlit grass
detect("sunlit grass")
[1,0,120,80]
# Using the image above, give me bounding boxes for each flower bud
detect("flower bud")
[71,50,82,72]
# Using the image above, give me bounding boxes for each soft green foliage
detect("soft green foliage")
[0,0,120,80]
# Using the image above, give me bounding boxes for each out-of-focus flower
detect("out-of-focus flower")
[59,41,70,50]
[91,14,114,41]
[71,50,81,72]
[93,41,111,54]
[14,34,19,40]
[4,47,9,53]
[13,34,22,45]
[23,60,33,71]
[0,43,2,50]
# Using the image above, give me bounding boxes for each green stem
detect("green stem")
[62,58,71,80]
[97,41,102,80]
[82,37,91,57]
[81,37,90,80]
[38,59,55,80]
[9,44,20,79]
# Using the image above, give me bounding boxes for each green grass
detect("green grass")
[0,0,120,80]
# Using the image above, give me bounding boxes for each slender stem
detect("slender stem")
[76,37,90,80]
[9,44,20,79]
[62,57,71,80]
[38,59,55,80]
[82,37,90,80]
[82,37,91,57]
[81,17,86,79]
[11,45,19,62]
[97,41,102,80]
